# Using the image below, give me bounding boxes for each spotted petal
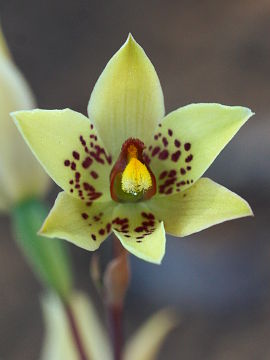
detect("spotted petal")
[144,104,253,196]
[12,109,112,203]
[112,203,166,264]
[88,34,165,159]
[148,177,253,237]
[40,192,115,251]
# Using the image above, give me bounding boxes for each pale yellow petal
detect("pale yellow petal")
[12,109,113,203]
[0,56,49,208]
[123,309,178,360]
[40,192,115,251]
[148,178,253,237]
[88,34,164,158]
[41,291,112,360]
[144,103,253,196]
[112,203,166,264]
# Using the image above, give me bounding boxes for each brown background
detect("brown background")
[0,0,270,359]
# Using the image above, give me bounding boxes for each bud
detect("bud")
[0,25,49,211]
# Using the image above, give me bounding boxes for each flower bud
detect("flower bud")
[0,25,49,211]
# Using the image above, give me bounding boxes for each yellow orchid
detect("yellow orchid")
[0,25,49,210]
[41,291,177,360]
[12,34,253,264]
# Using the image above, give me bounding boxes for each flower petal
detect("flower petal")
[0,24,11,59]
[148,177,253,237]
[12,109,113,203]
[112,203,166,264]
[0,56,49,207]
[40,192,115,251]
[88,34,165,158]
[144,104,254,196]
[123,309,178,360]
[41,291,112,360]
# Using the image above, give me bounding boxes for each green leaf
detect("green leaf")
[11,198,73,300]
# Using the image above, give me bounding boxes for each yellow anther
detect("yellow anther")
[121,158,152,195]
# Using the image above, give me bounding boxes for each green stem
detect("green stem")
[11,197,72,300]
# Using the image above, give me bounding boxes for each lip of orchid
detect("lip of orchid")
[110,138,156,202]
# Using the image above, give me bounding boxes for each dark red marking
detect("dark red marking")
[71,162,76,170]
[80,135,86,146]
[81,213,89,220]
[72,151,80,160]
[174,139,181,148]
[82,157,93,169]
[171,150,181,162]
[90,171,98,179]
[151,146,160,157]
[180,168,186,175]
[158,149,169,160]
[184,143,191,151]
[185,154,193,163]
[162,137,168,147]
[168,169,177,177]
[99,229,105,235]
[159,170,167,180]
[64,160,70,166]
[91,234,96,241]
[168,129,173,136]
[187,166,191,171]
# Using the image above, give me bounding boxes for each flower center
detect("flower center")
[110,138,156,202]
[121,147,152,195]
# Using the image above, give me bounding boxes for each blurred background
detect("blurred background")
[0,0,269,359]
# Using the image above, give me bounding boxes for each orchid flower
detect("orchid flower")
[0,25,49,211]
[12,34,253,264]
[41,291,177,360]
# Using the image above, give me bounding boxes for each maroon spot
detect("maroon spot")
[168,129,173,136]
[187,166,191,171]
[180,168,186,175]
[191,179,194,183]
[71,162,76,170]
[90,124,94,129]
[91,234,96,241]
[64,160,70,166]
[185,154,193,163]
[81,213,89,220]
[82,157,93,169]
[152,146,160,157]
[154,135,158,140]
[141,212,155,220]
[177,181,186,186]
[159,170,168,180]
[168,169,177,177]
[158,123,162,127]
[89,192,102,201]
[171,150,181,162]
[86,202,92,206]
[165,187,173,195]
[83,182,95,192]
[70,189,74,193]
[159,149,169,160]
[75,184,80,189]
[162,137,168,147]
[149,145,153,151]
[106,223,111,233]
[135,226,144,233]
[69,180,74,185]
[184,143,191,151]
[99,229,105,235]
[174,139,181,148]
[75,172,81,181]
[125,235,131,238]
[90,171,98,179]
[80,136,86,146]
[72,151,80,160]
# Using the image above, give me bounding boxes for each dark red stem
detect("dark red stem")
[64,302,89,360]
[108,304,123,360]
